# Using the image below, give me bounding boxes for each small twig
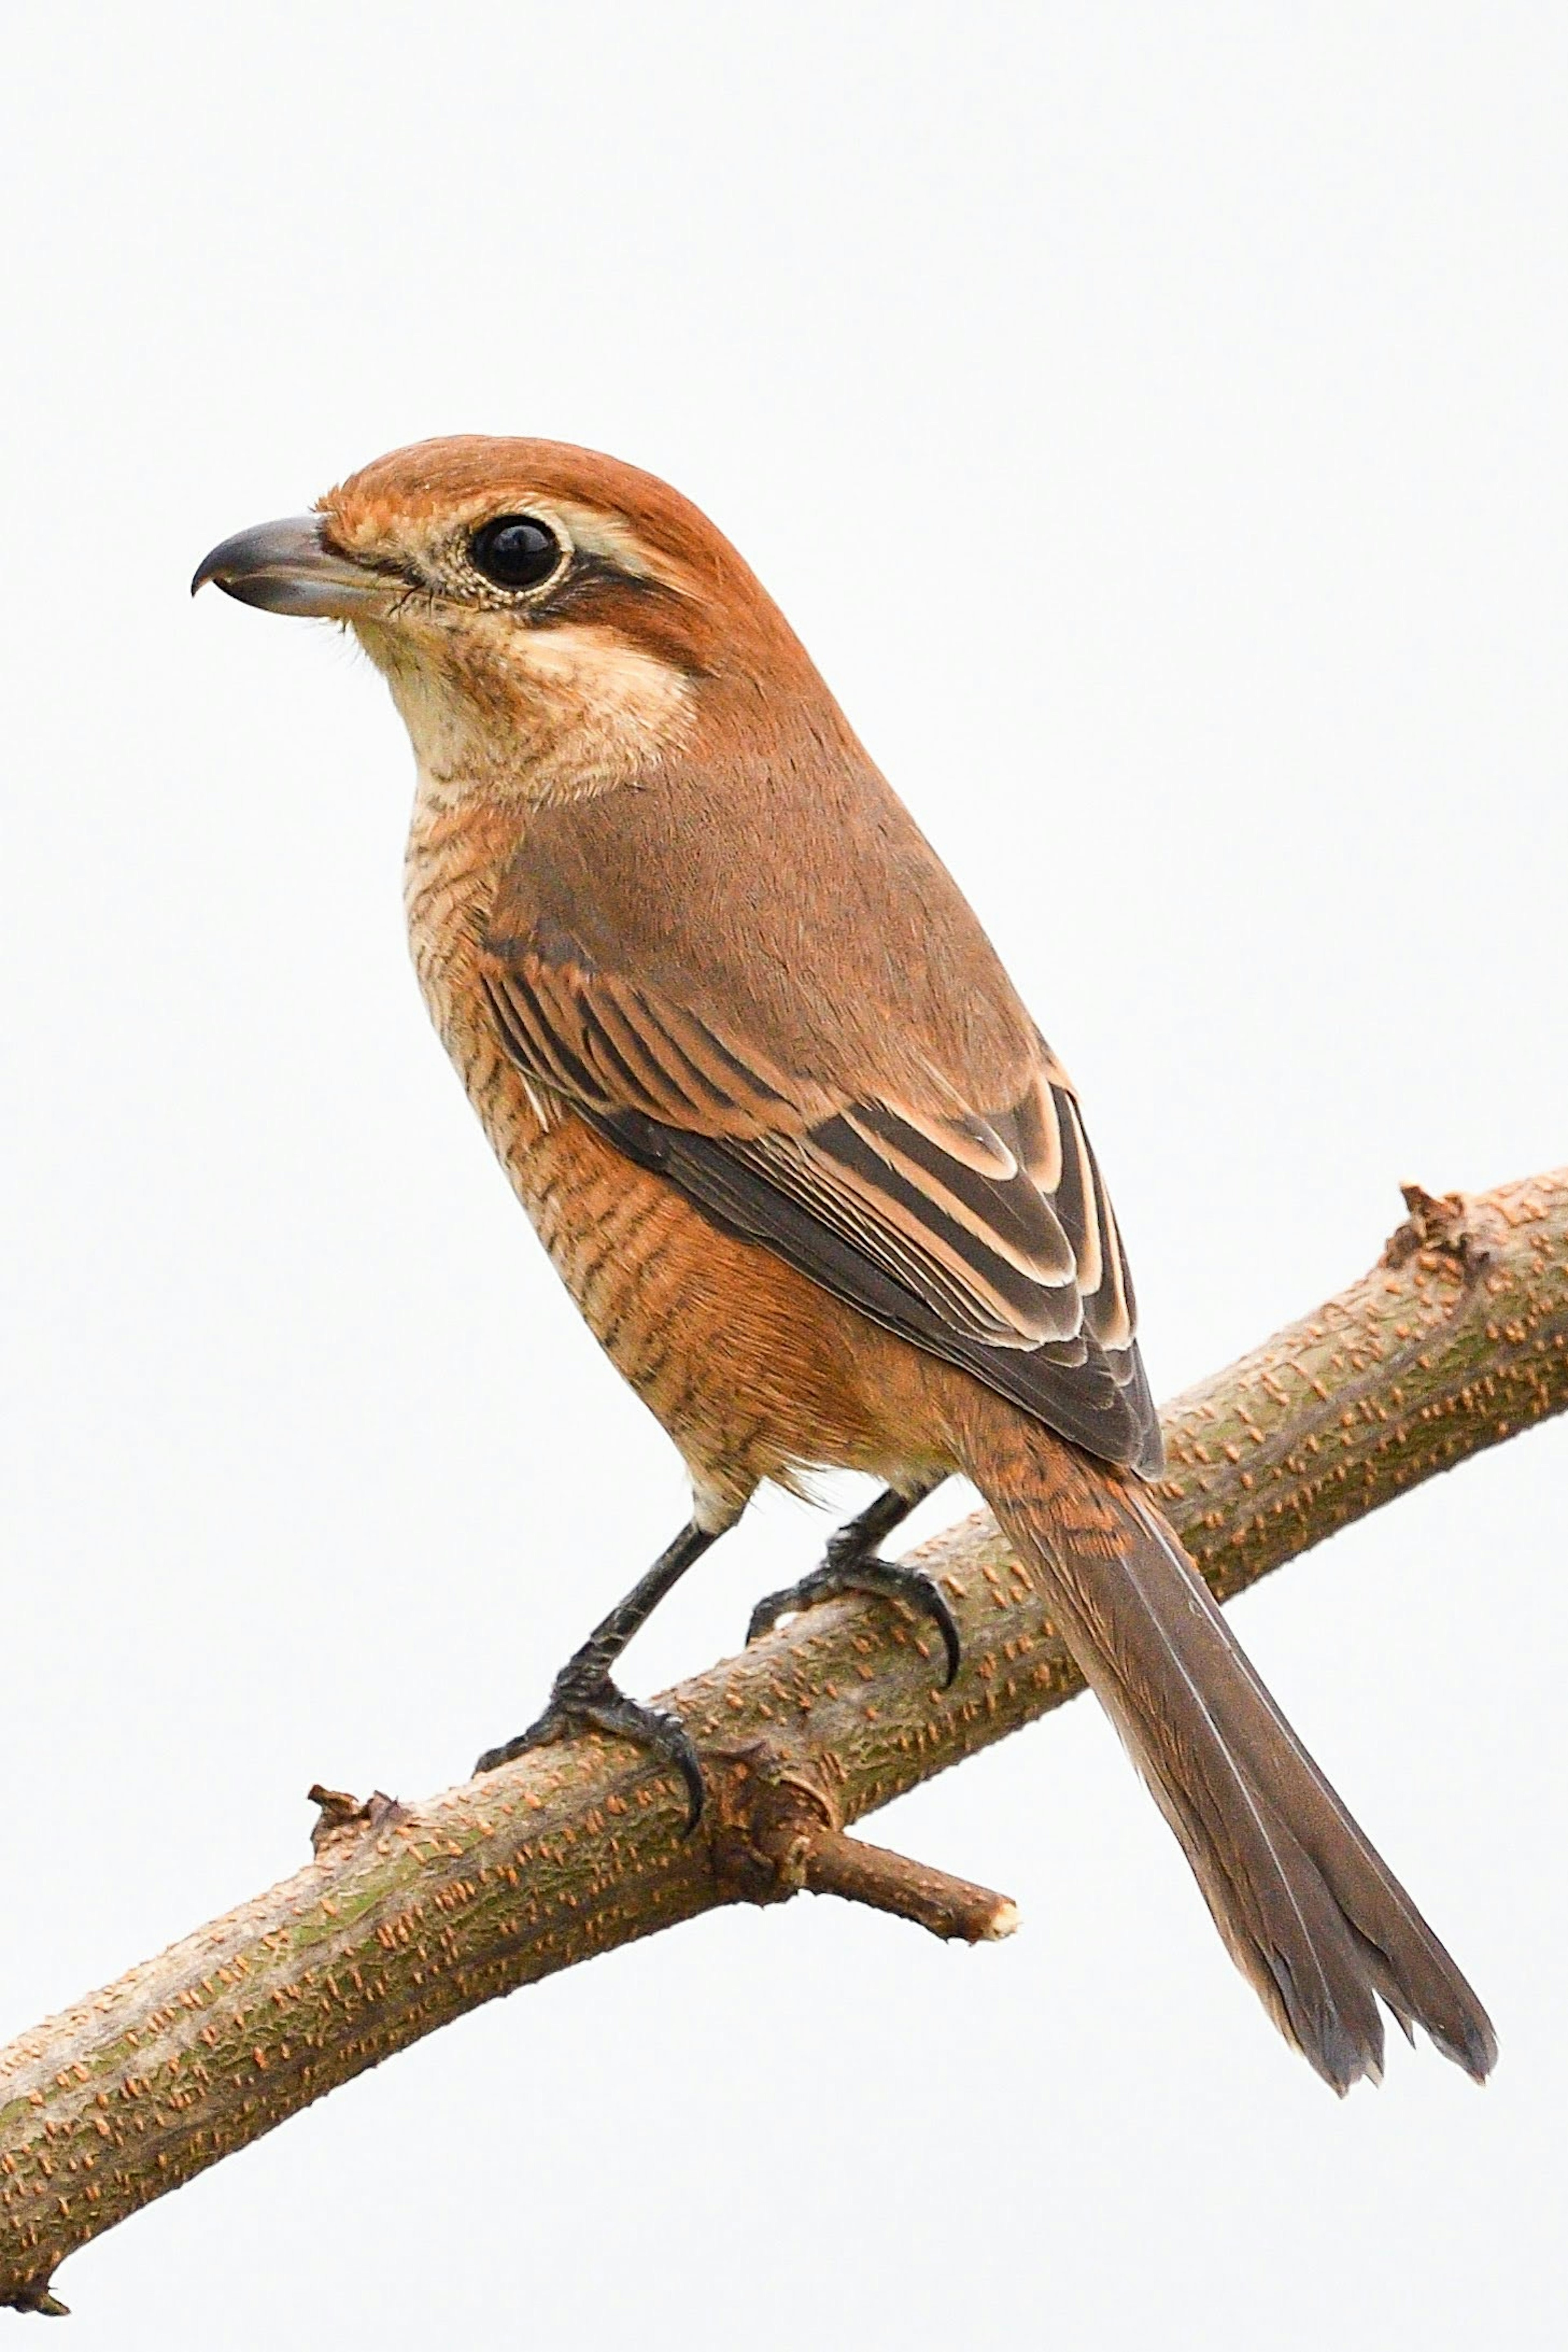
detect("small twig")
[704,1741,1017,1940]
[1383,1181,1483,1270]
[804,1833,1018,1942]
[307,1785,408,1859]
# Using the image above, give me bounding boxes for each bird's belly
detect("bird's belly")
[450,1016,949,1512]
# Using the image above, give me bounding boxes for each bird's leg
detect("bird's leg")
[475,1520,719,1824]
[746,1477,960,1686]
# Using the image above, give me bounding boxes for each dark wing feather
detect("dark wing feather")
[482,940,1161,1474]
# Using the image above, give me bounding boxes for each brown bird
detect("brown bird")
[194,436,1494,2093]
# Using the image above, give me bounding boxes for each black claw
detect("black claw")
[920,1580,963,1688]
[474,1676,706,1830]
[746,1555,962,1688]
[746,1587,795,1648]
[474,1734,526,1775]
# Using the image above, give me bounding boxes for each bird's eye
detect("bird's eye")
[468,514,564,591]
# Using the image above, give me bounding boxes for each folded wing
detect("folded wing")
[480,934,1161,1474]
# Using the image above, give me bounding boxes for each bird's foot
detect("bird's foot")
[746,1540,962,1688]
[474,1668,706,1829]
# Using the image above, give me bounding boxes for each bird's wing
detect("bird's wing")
[477,930,1161,1474]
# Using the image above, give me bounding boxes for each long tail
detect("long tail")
[954,1400,1496,2092]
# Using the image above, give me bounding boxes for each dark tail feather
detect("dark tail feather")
[959,1408,1496,2092]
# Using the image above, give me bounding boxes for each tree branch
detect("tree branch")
[3,1168,1564,2313]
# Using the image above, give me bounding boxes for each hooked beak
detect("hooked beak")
[190,515,393,618]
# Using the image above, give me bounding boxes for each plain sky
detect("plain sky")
[2,3,1564,2344]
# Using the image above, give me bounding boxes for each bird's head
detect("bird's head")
[194,435,813,802]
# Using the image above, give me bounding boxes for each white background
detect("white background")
[2,4,1564,2343]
